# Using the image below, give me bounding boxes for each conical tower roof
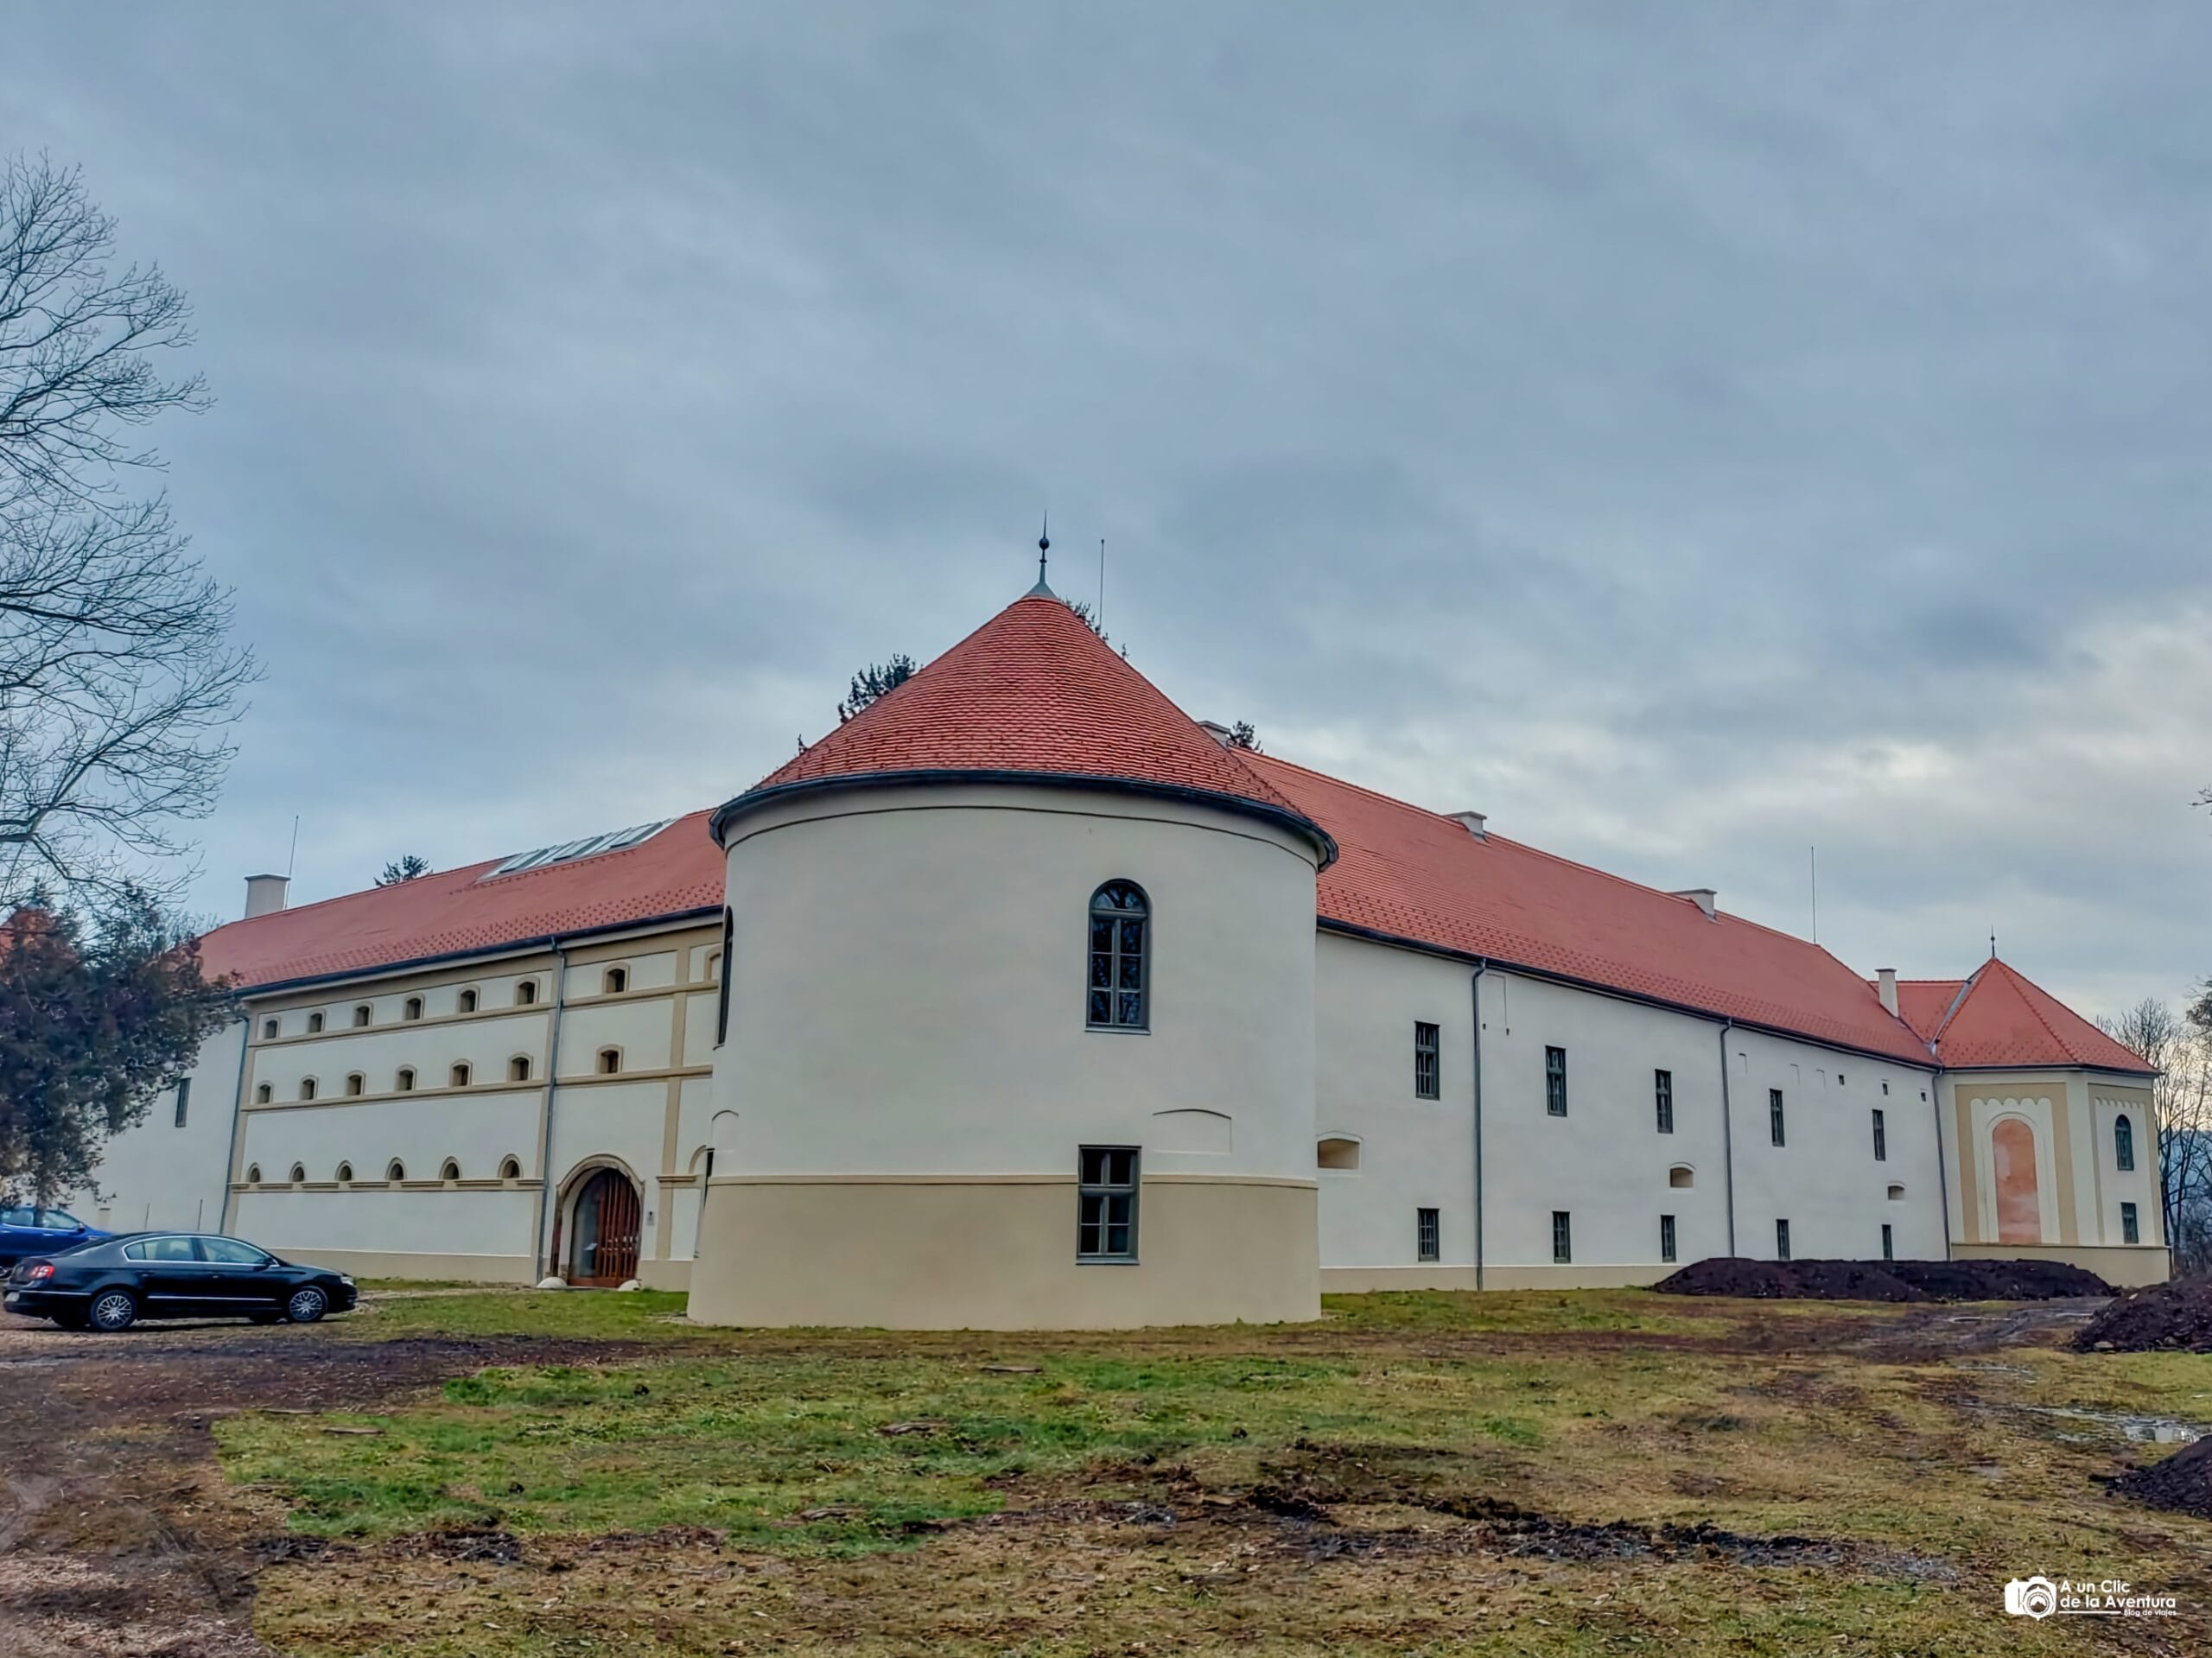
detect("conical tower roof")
[712,594,1332,861]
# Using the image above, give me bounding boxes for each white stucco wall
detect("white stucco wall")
[73,1017,247,1234]
[249,1010,551,1101]
[235,1187,537,1261]
[239,1087,543,1187]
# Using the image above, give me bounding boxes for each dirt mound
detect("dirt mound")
[2073,1278,2212,1353]
[1654,1257,2110,1303]
[2108,1436,2212,1517]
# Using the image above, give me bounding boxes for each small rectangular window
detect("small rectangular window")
[1660,1213,1677,1263]
[1545,1047,1567,1117]
[1881,1223,1894,1261]
[1551,1210,1572,1264]
[1077,1146,1139,1261]
[1769,1087,1786,1147]
[1416,1207,1440,1262]
[173,1076,191,1128]
[1776,1218,1791,1261]
[1414,1022,1440,1100]
[2122,1202,2139,1246]
[1871,1108,1887,1162]
[1654,1069,1674,1134]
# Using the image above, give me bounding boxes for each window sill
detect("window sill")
[1076,1255,1141,1266]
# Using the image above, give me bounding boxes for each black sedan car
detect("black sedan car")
[2,1232,356,1331]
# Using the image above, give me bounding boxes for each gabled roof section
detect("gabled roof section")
[1885,978,1970,1045]
[195,810,723,991]
[1922,957,2155,1073]
[1247,753,1936,1064]
[713,594,1331,858]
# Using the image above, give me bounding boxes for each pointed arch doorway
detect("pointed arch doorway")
[558,1166,642,1286]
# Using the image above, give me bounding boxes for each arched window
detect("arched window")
[449,1062,472,1088]
[386,1159,406,1182]
[346,1072,365,1096]
[705,950,721,982]
[336,1161,353,1184]
[1086,880,1149,1030]
[439,1158,461,1182]
[458,988,479,1013]
[299,1077,318,1101]
[353,1004,372,1027]
[245,1163,262,1185]
[498,1155,522,1180]
[1886,1183,1906,1202]
[262,1017,280,1039]
[2115,1114,2136,1172]
[288,1162,306,1185]
[603,966,628,994]
[403,996,423,1021]
[1669,1166,1694,1189]
[509,1055,531,1082]
[396,1067,416,1092]
[254,1083,272,1104]
[597,1047,622,1075]
[1316,1136,1361,1171]
[516,980,538,1006]
[307,1012,324,1034]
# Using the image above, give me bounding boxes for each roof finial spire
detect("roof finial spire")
[1027,511,1055,597]
[1990,924,1997,961]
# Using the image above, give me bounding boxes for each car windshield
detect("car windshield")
[37,1209,82,1229]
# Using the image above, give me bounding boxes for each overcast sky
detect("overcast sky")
[8,4,2208,1019]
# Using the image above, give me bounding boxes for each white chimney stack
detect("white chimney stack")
[244,873,289,919]
[1448,811,1487,840]
[1671,888,1718,921]
[1877,968,1899,1016]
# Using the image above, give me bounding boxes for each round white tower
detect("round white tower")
[688,594,1332,1329]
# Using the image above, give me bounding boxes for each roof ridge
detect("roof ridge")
[1986,956,2097,1064]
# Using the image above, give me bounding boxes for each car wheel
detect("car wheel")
[284,1286,328,1324]
[88,1291,137,1332]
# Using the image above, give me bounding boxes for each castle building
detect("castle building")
[80,589,2166,1326]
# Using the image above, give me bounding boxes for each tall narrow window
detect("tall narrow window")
[1416,1207,1440,1262]
[1551,1210,1572,1264]
[1077,1147,1139,1260]
[1769,1088,1786,1147]
[1881,1223,1894,1261]
[1086,882,1149,1030]
[1776,1218,1791,1261]
[1414,1022,1440,1098]
[1871,1108,1887,1162]
[403,996,423,1021]
[396,1067,416,1092]
[307,1012,324,1034]
[1655,1069,1674,1134]
[2115,1115,2135,1172]
[458,988,479,1013]
[1544,1047,1567,1116]
[262,1017,279,1039]
[346,1073,365,1096]
[1660,1213,1677,1263]
[299,1077,317,1101]
[715,906,734,1046]
[2122,1202,2140,1245]
[173,1077,191,1128]
[353,1004,372,1027]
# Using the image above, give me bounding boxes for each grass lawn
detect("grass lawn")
[220,1288,2212,1655]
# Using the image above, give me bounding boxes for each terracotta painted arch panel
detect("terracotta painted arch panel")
[1991,1117,2041,1244]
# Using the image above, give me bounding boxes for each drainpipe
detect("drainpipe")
[1926,1045,1952,1261]
[1717,1020,1737,1256]
[1471,962,1488,1291]
[217,1012,252,1235]
[534,942,570,1277]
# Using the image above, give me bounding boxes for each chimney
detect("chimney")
[1197,720,1233,747]
[1671,888,1717,921]
[1448,811,1487,840]
[1876,968,1899,1016]
[243,873,289,919]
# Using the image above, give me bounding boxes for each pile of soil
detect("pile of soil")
[2107,1436,2212,1517]
[1654,1256,2111,1303]
[2072,1278,2212,1353]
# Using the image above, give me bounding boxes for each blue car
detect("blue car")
[0,1205,107,1267]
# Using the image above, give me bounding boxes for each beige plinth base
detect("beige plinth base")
[1948,1242,2171,1288]
[690,1173,1319,1330]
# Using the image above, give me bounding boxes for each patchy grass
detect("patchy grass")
[221,1288,2212,1654]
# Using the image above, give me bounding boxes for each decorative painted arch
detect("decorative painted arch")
[1990,1114,2042,1245]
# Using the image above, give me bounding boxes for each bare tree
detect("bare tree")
[2099,995,2212,1274]
[0,154,252,907]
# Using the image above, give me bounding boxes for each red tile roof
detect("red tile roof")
[721,594,1324,847]
[190,590,2143,1076]
[1247,753,1937,1064]
[1883,959,2152,1073]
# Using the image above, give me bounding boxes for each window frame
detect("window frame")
[1544,1046,1567,1117]
[1769,1087,1786,1147]
[1872,1107,1887,1162]
[715,908,734,1046]
[1085,881,1151,1033]
[1660,1213,1677,1264]
[2122,1201,2139,1245]
[1881,1222,1894,1261]
[1654,1068,1674,1134]
[604,966,628,995]
[353,1004,372,1028]
[1776,1217,1791,1261]
[1551,1209,1572,1264]
[2115,1114,2135,1172]
[403,996,423,1022]
[1416,1206,1440,1263]
[1414,1021,1440,1100]
[173,1076,191,1128]
[1076,1145,1141,1262]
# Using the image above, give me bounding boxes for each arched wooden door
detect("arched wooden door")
[567,1168,642,1286]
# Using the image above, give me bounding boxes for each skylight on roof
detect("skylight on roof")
[486,819,673,880]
